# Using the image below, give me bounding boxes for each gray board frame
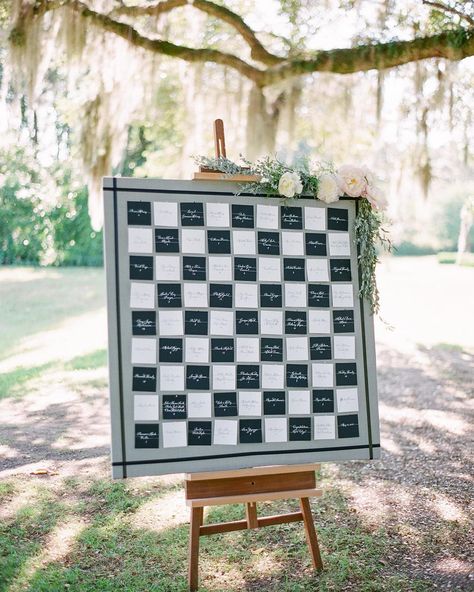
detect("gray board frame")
[103,177,380,479]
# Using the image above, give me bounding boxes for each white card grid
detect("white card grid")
[153,202,178,227]
[258,257,281,282]
[236,338,259,362]
[336,388,359,413]
[185,338,209,363]
[213,420,238,445]
[128,228,153,253]
[130,282,155,309]
[288,391,311,415]
[308,310,331,334]
[286,337,309,361]
[162,421,187,448]
[208,256,232,281]
[134,395,159,421]
[181,229,206,254]
[188,393,212,418]
[206,203,229,227]
[155,255,180,281]
[256,204,279,229]
[126,197,361,449]
[328,232,351,257]
[265,418,288,442]
[261,365,285,389]
[238,391,262,416]
[131,338,156,364]
[284,283,306,307]
[183,283,208,308]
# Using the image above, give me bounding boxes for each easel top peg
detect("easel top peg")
[193,118,260,182]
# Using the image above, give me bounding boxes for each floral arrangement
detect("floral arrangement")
[196,155,391,314]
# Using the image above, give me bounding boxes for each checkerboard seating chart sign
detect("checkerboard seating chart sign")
[104,178,380,478]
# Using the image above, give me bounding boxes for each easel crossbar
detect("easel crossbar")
[199,510,304,536]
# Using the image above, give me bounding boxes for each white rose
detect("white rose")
[337,164,367,197]
[278,171,303,198]
[317,173,340,204]
[365,184,387,211]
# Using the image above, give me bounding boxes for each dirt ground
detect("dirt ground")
[0,257,473,590]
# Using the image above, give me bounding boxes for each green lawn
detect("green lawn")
[1,261,472,591]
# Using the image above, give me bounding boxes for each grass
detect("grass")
[1,263,469,591]
[0,477,430,592]
[437,251,474,266]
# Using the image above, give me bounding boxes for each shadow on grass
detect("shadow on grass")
[0,478,432,592]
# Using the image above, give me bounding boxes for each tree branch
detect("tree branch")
[111,0,285,66]
[10,0,474,88]
[15,0,265,84]
[422,1,474,27]
[261,30,474,85]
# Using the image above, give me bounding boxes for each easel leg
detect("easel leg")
[245,502,258,528]
[188,506,204,591]
[299,497,323,570]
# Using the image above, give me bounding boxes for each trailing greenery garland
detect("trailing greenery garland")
[195,155,391,314]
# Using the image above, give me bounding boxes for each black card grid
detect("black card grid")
[180,202,204,226]
[313,389,335,413]
[159,338,183,363]
[211,338,235,362]
[285,311,307,335]
[258,232,280,255]
[155,229,179,253]
[129,256,153,280]
[234,257,257,281]
[289,418,312,441]
[188,421,212,445]
[186,365,210,390]
[239,419,262,443]
[185,311,208,335]
[214,392,238,417]
[286,364,309,388]
[209,284,233,308]
[132,311,156,336]
[308,284,330,308]
[162,395,186,419]
[305,233,327,256]
[236,311,259,335]
[327,207,349,231]
[208,230,231,254]
[260,338,283,362]
[132,366,157,392]
[337,414,360,438]
[330,259,352,282]
[333,310,355,333]
[128,201,151,226]
[135,423,159,448]
[283,258,306,281]
[260,285,283,308]
[335,363,358,386]
[183,256,206,281]
[237,365,260,389]
[232,204,254,228]
[281,206,303,229]
[157,284,182,308]
[263,391,286,415]
[310,337,332,360]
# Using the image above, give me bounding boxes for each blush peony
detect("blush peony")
[278,171,303,198]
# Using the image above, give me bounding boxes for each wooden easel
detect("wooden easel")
[185,464,323,591]
[186,121,324,591]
